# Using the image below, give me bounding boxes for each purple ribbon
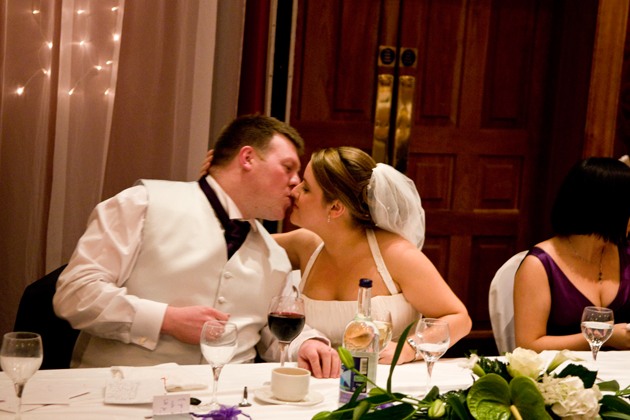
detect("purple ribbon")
[190,405,252,420]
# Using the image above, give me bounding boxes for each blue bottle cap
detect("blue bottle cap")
[359,278,373,288]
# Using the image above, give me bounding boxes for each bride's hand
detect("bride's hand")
[199,149,214,177]
[378,340,418,365]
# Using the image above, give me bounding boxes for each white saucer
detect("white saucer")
[253,386,324,406]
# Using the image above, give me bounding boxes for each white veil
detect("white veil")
[367,163,425,250]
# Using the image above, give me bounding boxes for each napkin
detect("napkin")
[111,363,208,391]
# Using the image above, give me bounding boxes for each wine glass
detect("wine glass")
[199,321,238,411]
[581,306,614,363]
[1,332,43,419]
[371,308,393,353]
[267,296,305,366]
[414,318,449,396]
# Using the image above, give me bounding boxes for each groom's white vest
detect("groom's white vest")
[73,180,291,367]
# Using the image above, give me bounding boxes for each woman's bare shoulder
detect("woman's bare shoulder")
[373,228,421,258]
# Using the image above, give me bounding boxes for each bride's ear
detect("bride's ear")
[329,200,345,220]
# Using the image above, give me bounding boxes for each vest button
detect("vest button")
[224,272,233,279]
[217,297,227,304]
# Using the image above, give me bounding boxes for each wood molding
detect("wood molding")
[584,0,630,158]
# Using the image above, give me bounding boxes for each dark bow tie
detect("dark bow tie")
[198,177,250,259]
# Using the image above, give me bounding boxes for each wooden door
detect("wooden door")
[290,0,553,351]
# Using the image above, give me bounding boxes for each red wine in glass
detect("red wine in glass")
[267,296,305,366]
[268,312,306,343]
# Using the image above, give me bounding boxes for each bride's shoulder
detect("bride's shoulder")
[373,228,417,254]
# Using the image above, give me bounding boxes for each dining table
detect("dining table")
[0,351,628,419]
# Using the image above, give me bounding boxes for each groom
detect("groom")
[53,115,339,378]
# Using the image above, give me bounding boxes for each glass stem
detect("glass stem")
[279,342,287,366]
[211,366,223,405]
[591,344,601,362]
[425,361,435,394]
[14,382,24,419]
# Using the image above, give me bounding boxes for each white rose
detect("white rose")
[505,348,546,379]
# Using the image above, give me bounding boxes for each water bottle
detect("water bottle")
[339,278,380,404]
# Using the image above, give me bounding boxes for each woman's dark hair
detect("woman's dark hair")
[551,157,630,245]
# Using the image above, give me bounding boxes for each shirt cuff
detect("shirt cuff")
[129,300,168,350]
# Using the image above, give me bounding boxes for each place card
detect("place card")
[104,378,166,404]
[153,394,190,419]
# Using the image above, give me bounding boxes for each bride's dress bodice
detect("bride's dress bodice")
[299,230,420,347]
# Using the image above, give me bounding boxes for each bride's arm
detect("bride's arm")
[272,228,322,271]
[383,236,472,350]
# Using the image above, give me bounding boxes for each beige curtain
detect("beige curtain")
[0,0,218,338]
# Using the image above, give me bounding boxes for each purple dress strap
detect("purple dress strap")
[527,245,630,336]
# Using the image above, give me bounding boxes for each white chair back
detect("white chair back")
[488,250,528,354]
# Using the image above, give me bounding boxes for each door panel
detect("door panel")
[290,0,553,350]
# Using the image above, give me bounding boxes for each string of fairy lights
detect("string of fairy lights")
[17,1,123,97]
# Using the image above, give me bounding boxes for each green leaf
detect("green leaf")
[599,380,621,393]
[350,382,367,406]
[600,412,630,420]
[369,387,388,396]
[312,412,333,420]
[466,374,512,420]
[339,347,355,370]
[509,376,552,420]
[602,395,630,414]
[353,400,371,420]
[359,402,417,419]
[556,364,597,388]
[442,390,471,420]
[388,321,417,393]
[467,374,550,420]
[445,392,472,420]
[475,355,511,383]
[422,386,439,403]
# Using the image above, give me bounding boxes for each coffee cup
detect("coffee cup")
[270,366,310,401]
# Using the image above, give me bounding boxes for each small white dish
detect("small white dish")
[254,386,324,406]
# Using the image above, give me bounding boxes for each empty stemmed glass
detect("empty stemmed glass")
[414,318,449,396]
[371,308,393,353]
[581,306,614,363]
[1,332,43,419]
[267,296,305,366]
[199,321,238,411]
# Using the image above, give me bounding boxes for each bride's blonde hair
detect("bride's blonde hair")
[311,147,375,227]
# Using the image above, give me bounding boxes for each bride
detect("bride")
[270,147,471,373]
[202,146,472,376]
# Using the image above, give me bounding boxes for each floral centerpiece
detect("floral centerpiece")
[312,323,630,420]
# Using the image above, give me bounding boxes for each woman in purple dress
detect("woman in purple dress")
[514,157,630,351]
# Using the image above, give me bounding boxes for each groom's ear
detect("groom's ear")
[238,146,256,170]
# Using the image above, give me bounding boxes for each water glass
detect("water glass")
[581,306,614,363]
[1,332,43,419]
[199,321,238,411]
[371,308,393,353]
[414,318,449,396]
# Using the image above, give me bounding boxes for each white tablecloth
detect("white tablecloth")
[1,351,629,419]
